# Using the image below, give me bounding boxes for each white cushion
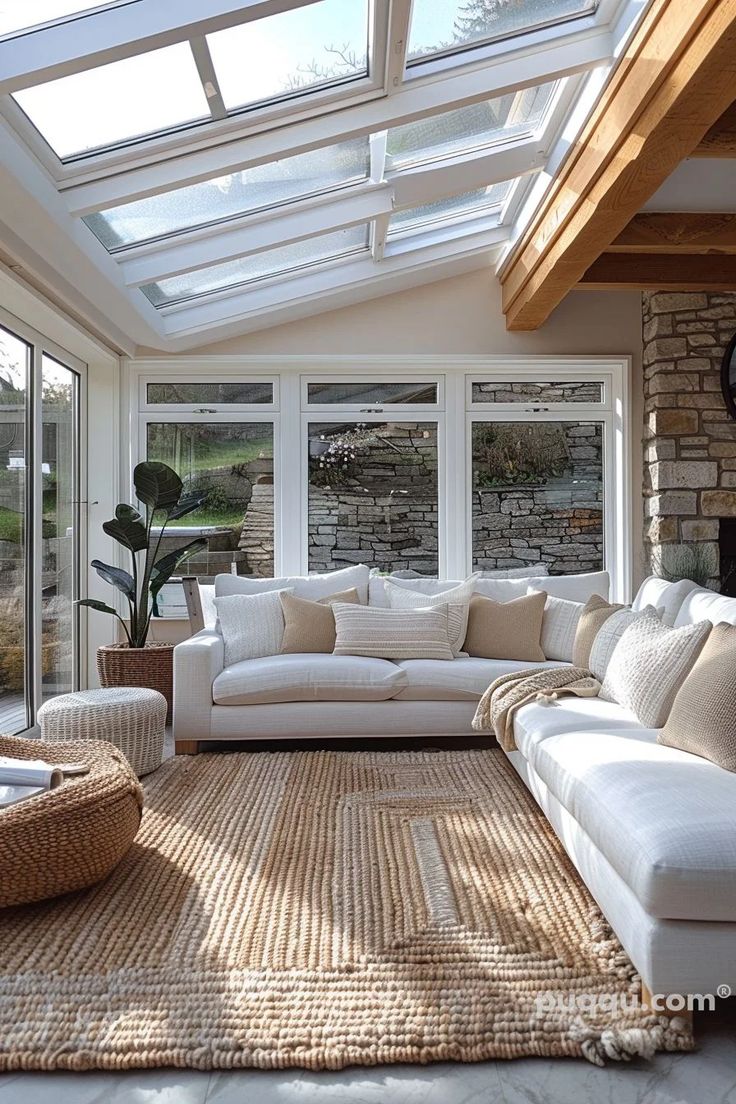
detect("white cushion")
[600,616,712,727]
[525,725,736,921]
[371,570,608,607]
[393,657,565,701]
[588,605,661,681]
[632,576,697,626]
[213,589,293,665]
[529,591,583,662]
[673,586,736,628]
[215,564,370,603]
[514,696,643,762]
[384,575,479,655]
[213,653,407,705]
[481,564,549,578]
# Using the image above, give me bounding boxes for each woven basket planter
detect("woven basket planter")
[97,642,174,722]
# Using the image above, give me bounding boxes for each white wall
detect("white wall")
[142,268,645,586]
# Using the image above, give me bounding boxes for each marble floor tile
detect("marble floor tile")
[0,1068,211,1104]
[205,1062,504,1104]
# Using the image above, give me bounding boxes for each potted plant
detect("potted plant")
[79,462,206,719]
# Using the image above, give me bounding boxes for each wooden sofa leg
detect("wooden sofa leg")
[641,983,694,1027]
[175,740,200,755]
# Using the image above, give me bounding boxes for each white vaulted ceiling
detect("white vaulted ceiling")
[0,0,650,351]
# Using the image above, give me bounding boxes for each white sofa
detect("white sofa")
[173,569,736,996]
[173,567,610,747]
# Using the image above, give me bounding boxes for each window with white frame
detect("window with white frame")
[130,358,629,597]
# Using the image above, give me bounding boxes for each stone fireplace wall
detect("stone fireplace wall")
[643,291,736,587]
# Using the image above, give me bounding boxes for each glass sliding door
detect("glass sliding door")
[0,326,30,733]
[41,355,79,702]
[0,317,81,733]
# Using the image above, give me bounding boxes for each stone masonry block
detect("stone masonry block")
[650,461,718,491]
[646,492,697,517]
[648,409,699,436]
[702,490,736,516]
[681,519,719,542]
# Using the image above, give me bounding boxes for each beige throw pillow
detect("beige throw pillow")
[280,588,360,654]
[463,591,547,662]
[332,603,454,661]
[658,622,736,771]
[572,594,624,668]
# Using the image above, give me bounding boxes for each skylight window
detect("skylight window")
[407,0,598,63]
[85,138,371,250]
[142,224,370,307]
[13,42,210,159]
[0,1,127,37]
[206,0,369,112]
[388,183,513,237]
[386,82,554,170]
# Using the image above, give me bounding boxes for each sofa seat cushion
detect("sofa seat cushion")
[393,657,565,700]
[212,653,407,705]
[513,697,642,761]
[523,724,736,921]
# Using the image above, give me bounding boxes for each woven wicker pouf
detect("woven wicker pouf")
[37,687,167,777]
[0,733,143,908]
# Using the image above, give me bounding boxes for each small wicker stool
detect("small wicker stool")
[37,687,166,776]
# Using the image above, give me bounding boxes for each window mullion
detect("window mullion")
[189,36,228,120]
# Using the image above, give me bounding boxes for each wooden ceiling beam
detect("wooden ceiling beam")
[578,252,736,290]
[692,101,736,157]
[609,212,736,253]
[500,0,736,331]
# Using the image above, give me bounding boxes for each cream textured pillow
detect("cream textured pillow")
[463,591,546,662]
[600,616,712,727]
[214,588,294,666]
[332,603,454,661]
[528,590,583,662]
[658,622,736,771]
[384,575,479,656]
[572,594,623,668]
[588,605,661,681]
[280,588,360,654]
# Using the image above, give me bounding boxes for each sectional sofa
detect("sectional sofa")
[173,568,736,997]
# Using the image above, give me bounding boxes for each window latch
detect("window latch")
[194,407,217,414]
[359,407,384,413]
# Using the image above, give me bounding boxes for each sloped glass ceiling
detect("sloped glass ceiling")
[0,0,643,336]
[142,224,370,307]
[206,0,368,111]
[0,1,124,37]
[85,139,371,250]
[14,43,210,158]
[389,182,513,237]
[386,83,554,169]
[407,0,598,62]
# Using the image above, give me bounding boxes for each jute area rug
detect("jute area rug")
[0,749,692,1071]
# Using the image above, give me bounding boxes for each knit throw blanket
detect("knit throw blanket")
[472,666,600,752]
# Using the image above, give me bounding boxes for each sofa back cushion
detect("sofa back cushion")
[215,564,370,604]
[280,588,360,654]
[632,576,697,626]
[463,591,546,662]
[371,569,610,608]
[332,603,455,661]
[673,586,736,628]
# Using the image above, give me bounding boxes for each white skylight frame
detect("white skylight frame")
[0,0,652,351]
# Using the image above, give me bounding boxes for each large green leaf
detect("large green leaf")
[133,461,182,511]
[103,505,148,553]
[149,538,206,600]
[91,559,135,600]
[168,492,207,521]
[77,598,121,617]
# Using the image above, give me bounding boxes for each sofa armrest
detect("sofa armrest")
[173,628,224,744]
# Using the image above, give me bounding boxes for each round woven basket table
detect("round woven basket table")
[0,733,143,908]
[37,687,167,777]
